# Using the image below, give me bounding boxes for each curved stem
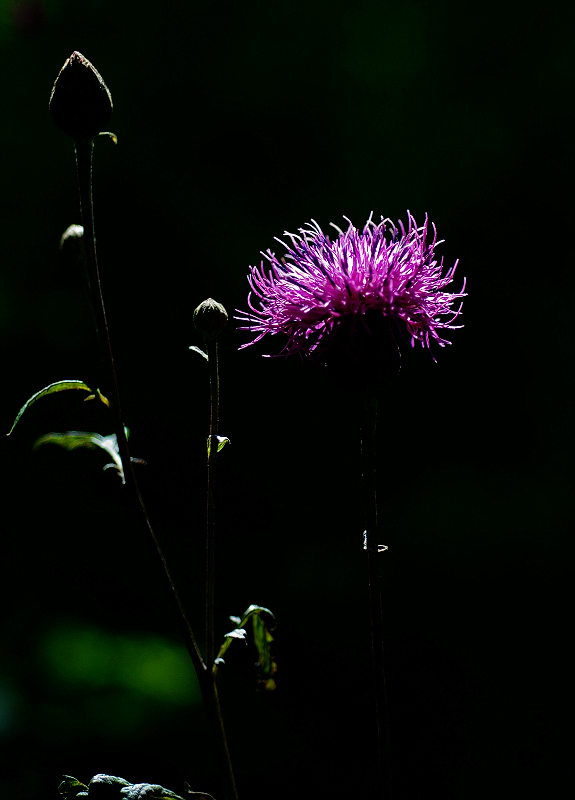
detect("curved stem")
[359,392,392,798]
[74,139,237,799]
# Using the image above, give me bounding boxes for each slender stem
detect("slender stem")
[203,338,239,800]
[205,338,219,672]
[74,138,238,800]
[359,392,392,799]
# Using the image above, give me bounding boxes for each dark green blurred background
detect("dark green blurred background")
[1,1,573,798]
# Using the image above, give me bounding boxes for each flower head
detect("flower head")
[237,213,465,369]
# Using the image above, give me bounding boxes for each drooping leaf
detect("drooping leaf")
[242,604,275,621]
[7,380,100,436]
[58,776,89,798]
[252,611,278,691]
[34,429,126,483]
[213,605,277,680]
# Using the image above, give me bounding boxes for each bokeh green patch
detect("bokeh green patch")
[41,624,201,704]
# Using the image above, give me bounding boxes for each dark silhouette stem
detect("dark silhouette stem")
[205,338,219,672]
[202,338,238,800]
[74,138,238,800]
[359,392,392,799]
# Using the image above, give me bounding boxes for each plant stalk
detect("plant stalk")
[359,392,392,799]
[203,337,239,799]
[205,338,219,673]
[74,139,238,800]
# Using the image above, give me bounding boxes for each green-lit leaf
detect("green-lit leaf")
[207,435,230,457]
[216,436,230,452]
[7,380,99,436]
[189,345,208,361]
[34,429,126,483]
[253,611,278,691]
[213,605,276,678]
[58,776,88,798]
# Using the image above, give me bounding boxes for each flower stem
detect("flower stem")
[203,338,239,800]
[205,338,219,673]
[74,139,237,800]
[359,392,392,798]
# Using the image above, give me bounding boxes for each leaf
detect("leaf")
[252,612,278,691]
[120,783,185,799]
[242,604,275,621]
[34,429,126,483]
[189,345,208,361]
[213,605,277,677]
[207,435,230,457]
[89,774,131,791]
[7,380,98,435]
[224,628,247,642]
[58,776,89,798]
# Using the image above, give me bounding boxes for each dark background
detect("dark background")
[1,1,573,798]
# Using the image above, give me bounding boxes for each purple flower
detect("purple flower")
[237,213,465,364]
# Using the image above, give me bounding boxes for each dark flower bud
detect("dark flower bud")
[194,298,228,342]
[49,52,113,141]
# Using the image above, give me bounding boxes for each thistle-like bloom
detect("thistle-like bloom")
[237,213,465,363]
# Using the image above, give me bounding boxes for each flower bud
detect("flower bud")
[49,52,113,142]
[194,298,228,342]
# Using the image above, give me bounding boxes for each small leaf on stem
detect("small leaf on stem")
[207,435,230,457]
[224,628,247,642]
[189,345,209,361]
